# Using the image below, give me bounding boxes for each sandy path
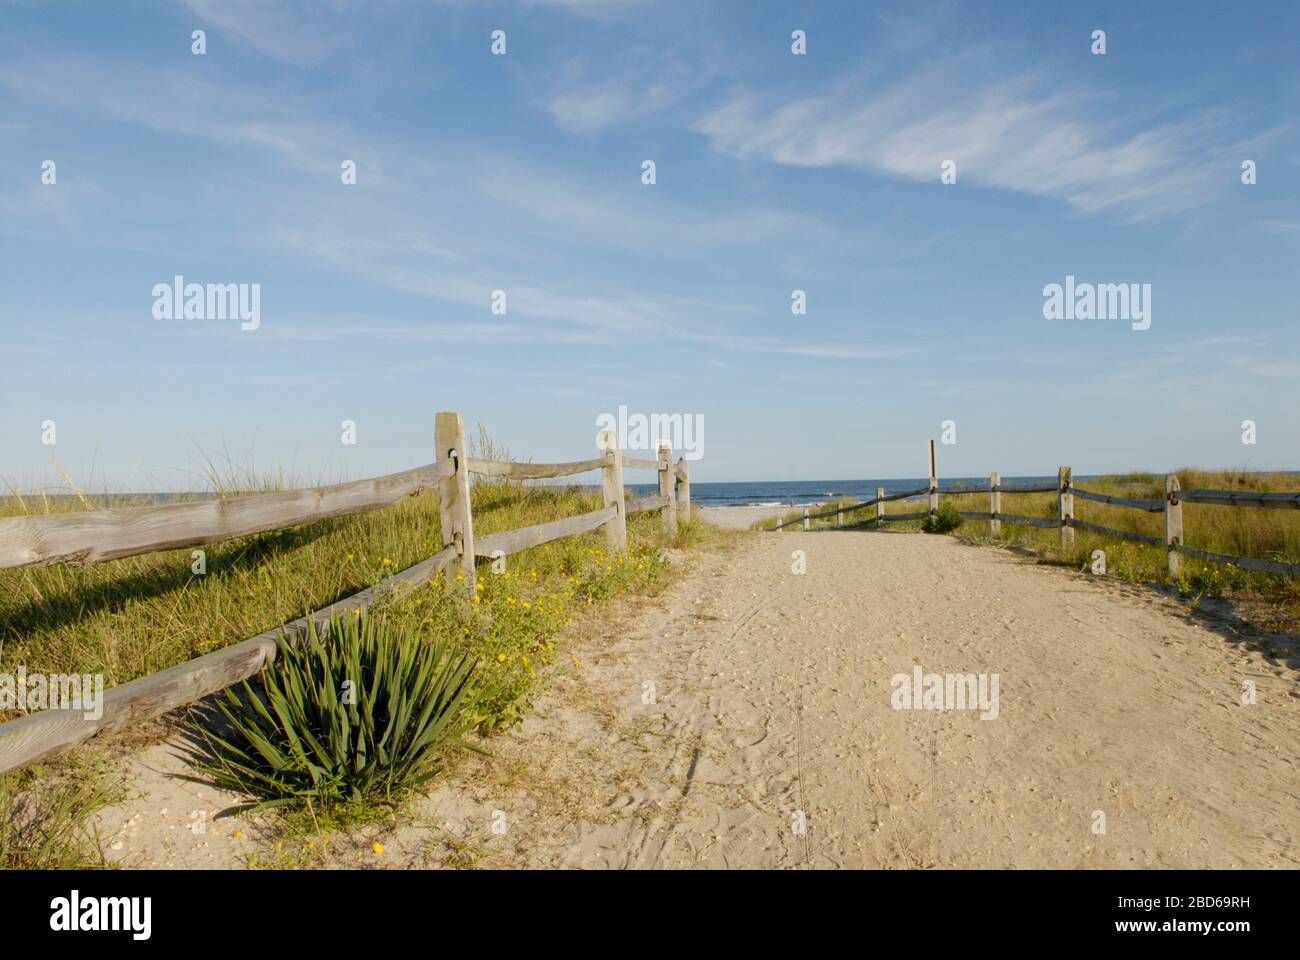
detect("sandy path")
[94,527,1299,868]
[411,528,1299,868]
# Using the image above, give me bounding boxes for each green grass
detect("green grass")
[0,480,681,705]
[764,470,1300,629]
[0,753,124,869]
[0,462,716,858]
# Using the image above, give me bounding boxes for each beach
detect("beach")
[89,523,1299,868]
[696,504,797,530]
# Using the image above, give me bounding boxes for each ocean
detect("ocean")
[625,476,1070,508]
[39,475,1069,510]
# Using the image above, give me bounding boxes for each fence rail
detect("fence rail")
[0,464,451,570]
[767,485,930,531]
[1177,490,1300,510]
[0,413,695,775]
[768,439,1300,582]
[1070,486,1164,513]
[465,456,609,480]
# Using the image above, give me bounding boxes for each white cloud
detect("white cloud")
[694,65,1276,221]
[179,0,361,65]
[0,55,356,176]
[539,50,700,134]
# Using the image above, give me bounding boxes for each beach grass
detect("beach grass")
[0,458,717,860]
[0,752,123,869]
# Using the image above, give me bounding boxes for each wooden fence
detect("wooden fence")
[0,413,692,774]
[771,439,1300,578]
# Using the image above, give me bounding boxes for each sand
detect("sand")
[696,504,795,530]
[92,526,1299,868]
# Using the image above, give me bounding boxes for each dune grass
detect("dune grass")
[0,480,686,704]
[0,456,715,864]
[0,753,123,869]
[765,470,1300,630]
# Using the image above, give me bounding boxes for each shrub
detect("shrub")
[923,501,964,534]
[191,613,478,811]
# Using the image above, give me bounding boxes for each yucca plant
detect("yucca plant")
[190,612,478,811]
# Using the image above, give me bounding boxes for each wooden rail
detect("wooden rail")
[466,456,609,480]
[0,546,460,773]
[0,411,696,774]
[1177,490,1300,509]
[0,464,451,570]
[1070,486,1164,513]
[768,443,1300,580]
[766,486,930,531]
[628,494,671,514]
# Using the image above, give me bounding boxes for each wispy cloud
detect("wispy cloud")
[0,54,359,176]
[694,63,1280,221]
[179,0,363,65]
[536,47,703,134]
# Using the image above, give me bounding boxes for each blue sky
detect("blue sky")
[1,0,1298,490]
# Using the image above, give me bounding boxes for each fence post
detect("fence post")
[876,486,885,528]
[837,506,843,528]
[675,456,691,521]
[803,507,810,531]
[1058,466,1074,552]
[598,430,627,555]
[928,439,939,519]
[989,471,1001,536]
[657,440,678,538]
[1165,473,1183,576]
[435,411,475,592]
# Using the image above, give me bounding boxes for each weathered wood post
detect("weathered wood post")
[803,507,810,532]
[837,505,843,528]
[1058,466,1074,553]
[657,440,678,537]
[435,411,475,592]
[876,486,885,528]
[928,439,939,519]
[1165,473,1183,576]
[598,430,627,555]
[675,456,691,521]
[989,471,1002,536]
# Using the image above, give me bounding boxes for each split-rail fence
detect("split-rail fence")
[771,440,1300,579]
[0,413,691,774]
